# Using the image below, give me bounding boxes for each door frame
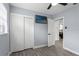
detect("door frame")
[53,17,64,48]
[10,13,35,52]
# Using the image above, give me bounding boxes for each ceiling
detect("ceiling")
[10,3,79,15]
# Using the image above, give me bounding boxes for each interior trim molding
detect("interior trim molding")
[64,47,79,55]
[10,13,34,19]
[33,44,47,49]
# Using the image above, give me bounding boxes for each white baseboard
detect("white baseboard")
[33,45,47,49]
[64,47,79,55]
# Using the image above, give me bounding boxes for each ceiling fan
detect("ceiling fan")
[47,3,78,10]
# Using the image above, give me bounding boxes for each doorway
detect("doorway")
[54,17,64,48]
[48,17,64,47]
[59,18,63,40]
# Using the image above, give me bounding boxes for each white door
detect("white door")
[48,19,55,47]
[10,14,24,52]
[54,20,59,40]
[24,17,34,49]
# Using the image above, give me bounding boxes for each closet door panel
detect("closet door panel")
[10,14,24,52]
[24,17,34,49]
[29,18,34,48]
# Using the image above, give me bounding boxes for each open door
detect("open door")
[48,19,55,47]
[54,20,59,41]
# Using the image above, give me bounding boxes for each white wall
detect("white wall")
[53,4,79,54]
[10,6,52,47]
[0,3,10,56]
[35,23,48,46]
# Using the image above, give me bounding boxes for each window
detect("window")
[0,4,8,34]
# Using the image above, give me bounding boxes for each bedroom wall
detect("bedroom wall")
[53,4,79,54]
[34,23,48,46]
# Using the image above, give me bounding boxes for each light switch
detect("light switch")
[65,26,67,29]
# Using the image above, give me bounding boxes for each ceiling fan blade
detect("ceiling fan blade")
[47,3,52,10]
[59,3,68,6]
[73,3,78,5]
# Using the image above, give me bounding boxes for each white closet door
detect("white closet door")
[10,14,24,52]
[24,17,34,49]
